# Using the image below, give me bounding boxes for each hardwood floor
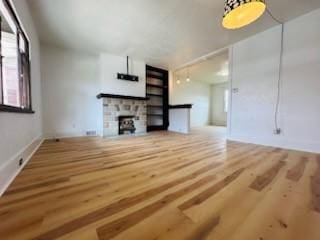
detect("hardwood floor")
[0,127,319,240]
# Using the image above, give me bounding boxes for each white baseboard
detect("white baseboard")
[43,131,102,140]
[0,136,44,197]
[228,134,320,154]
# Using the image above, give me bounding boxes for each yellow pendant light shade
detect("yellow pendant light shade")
[222,0,266,29]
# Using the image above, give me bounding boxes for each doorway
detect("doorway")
[171,49,230,132]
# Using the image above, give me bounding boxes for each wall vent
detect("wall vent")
[86,131,97,136]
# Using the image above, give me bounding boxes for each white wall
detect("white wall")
[170,79,211,127]
[211,82,228,126]
[100,53,146,97]
[40,48,146,138]
[41,45,101,138]
[229,8,320,153]
[0,0,42,195]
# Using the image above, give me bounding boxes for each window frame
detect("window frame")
[0,0,34,114]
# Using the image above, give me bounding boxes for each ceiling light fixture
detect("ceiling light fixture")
[176,75,181,84]
[186,67,191,82]
[217,69,229,77]
[222,0,266,29]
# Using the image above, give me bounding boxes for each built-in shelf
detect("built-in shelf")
[147,73,165,80]
[147,125,165,131]
[147,93,163,97]
[146,65,169,132]
[146,83,166,89]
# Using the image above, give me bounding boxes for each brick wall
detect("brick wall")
[103,98,147,137]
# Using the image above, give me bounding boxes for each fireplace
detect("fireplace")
[119,116,136,135]
[98,94,147,137]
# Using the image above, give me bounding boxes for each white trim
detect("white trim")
[0,136,43,197]
[227,46,233,137]
[228,134,320,154]
[43,131,101,140]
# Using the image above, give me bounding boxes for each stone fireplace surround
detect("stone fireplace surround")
[97,94,148,137]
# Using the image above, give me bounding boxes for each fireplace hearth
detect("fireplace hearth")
[119,116,136,135]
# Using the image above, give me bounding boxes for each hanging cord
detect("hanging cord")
[266,6,284,133]
[266,8,282,24]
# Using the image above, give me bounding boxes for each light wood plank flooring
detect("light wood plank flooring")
[0,127,319,240]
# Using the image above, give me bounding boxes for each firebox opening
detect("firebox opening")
[119,116,136,135]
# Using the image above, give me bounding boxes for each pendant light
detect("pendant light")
[176,74,181,84]
[222,0,266,29]
[186,67,191,82]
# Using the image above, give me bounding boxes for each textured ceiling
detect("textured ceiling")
[175,50,228,85]
[27,0,320,69]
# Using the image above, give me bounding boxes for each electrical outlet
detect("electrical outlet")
[274,128,281,135]
[19,158,23,166]
[232,88,239,93]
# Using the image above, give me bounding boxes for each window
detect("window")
[0,0,33,113]
[224,89,229,113]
